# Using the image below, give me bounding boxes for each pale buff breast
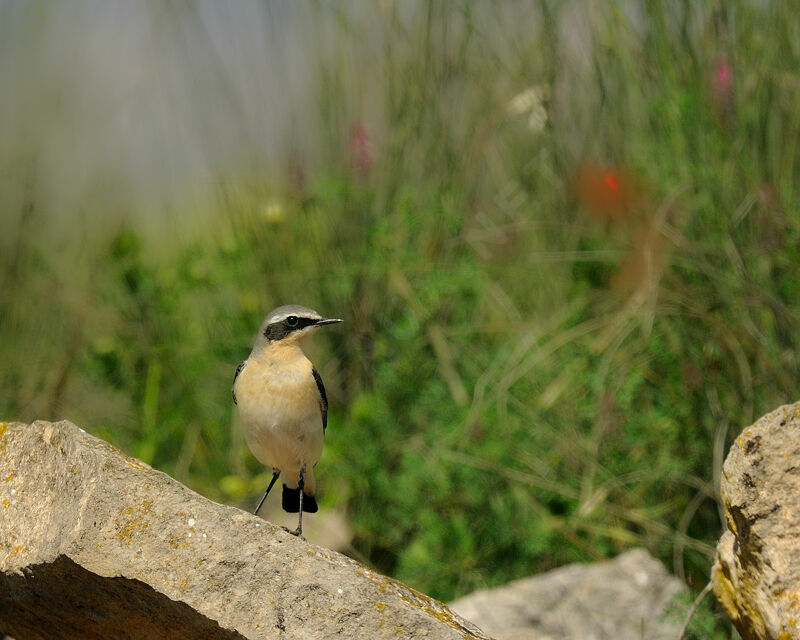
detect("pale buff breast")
[234,346,325,473]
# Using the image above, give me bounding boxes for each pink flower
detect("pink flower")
[714,60,732,92]
[711,57,734,123]
[349,123,374,174]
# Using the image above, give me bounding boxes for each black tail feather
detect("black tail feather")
[303,493,318,513]
[281,485,318,513]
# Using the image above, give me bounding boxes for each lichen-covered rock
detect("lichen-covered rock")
[0,420,488,640]
[449,549,685,640]
[712,402,800,640]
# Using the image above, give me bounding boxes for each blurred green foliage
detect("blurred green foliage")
[2,2,799,636]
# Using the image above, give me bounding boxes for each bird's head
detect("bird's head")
[252,304,342,353]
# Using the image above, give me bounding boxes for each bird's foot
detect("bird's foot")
[281,525,305,540]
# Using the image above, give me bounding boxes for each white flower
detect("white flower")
[507,84,550,132]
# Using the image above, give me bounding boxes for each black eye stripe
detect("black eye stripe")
[293,317,318,330]
[264,316,319,341]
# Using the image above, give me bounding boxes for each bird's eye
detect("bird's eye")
[286,315,299,327]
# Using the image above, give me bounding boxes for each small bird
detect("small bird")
[233,304,341,536]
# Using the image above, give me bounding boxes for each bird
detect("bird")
[232,304,341,537]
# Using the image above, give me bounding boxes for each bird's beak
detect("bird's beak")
[316,318,343,326]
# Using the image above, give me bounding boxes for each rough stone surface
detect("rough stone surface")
[712,401,800,640]
[448,549,685,640]
[0,420,488,640]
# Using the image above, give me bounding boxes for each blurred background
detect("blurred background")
[2,1,798,635]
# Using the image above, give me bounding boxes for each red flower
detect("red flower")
[575,164,637,222]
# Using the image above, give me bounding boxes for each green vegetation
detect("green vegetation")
[2,3,799,636]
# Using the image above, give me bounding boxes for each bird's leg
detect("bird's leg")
[254,469,280,515]
[285,466,306,538]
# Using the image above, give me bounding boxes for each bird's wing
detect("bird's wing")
[311,366,329,432]
[232,360,247,405]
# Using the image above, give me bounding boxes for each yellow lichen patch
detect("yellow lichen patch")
[4,472,15,482]
[168,535,190,550]
[353,566,482,639]
[2,498,8,509]
[116,517,148,542]
[114,499,155,544]
[712,568,738,622]
[5,545,22,562]
[100,441,148,469]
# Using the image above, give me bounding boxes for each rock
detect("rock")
[0,420,488,640]
[712,402,800,640]
[448,549,685,640]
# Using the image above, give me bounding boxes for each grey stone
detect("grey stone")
[448,549,685,640]
[712,401,800,640]
[0,420,489,640]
